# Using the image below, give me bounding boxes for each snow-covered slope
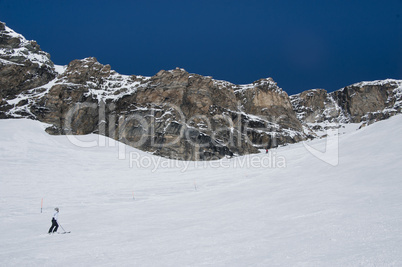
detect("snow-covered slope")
[0,113,402,266]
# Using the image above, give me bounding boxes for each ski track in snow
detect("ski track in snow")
[0,115,402,266]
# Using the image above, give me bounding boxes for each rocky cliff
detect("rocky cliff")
[1,21,401,160]
[290,79,402,131]
[0,22,56,117]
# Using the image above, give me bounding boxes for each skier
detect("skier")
[48,207,59,234]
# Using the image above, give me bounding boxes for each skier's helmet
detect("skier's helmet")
[55,207,59,212]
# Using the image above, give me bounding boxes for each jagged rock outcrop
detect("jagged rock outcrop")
[332,80,402,124]
[1,21,401,160]
[0,22,56,102]
[109,67,306,159]
[290,89,343,124]
[0,22,306,160]
[290,80,402,130]
[231,78,305,146]
[31,57,149,135]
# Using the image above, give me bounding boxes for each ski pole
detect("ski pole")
[59,223,67,232]
[58,223,71,234]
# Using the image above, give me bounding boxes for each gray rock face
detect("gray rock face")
[332,80,402,124]
[290,80,402,129]
[1,21,401,160]
[290,89,344,125]
[0,22,56,104]
[107,67,305,160]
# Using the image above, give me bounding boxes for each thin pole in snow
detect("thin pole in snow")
[194,180,197,191]
[41,198,43,213]
[132,191,135,200]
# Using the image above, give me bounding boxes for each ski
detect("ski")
[58,231,71,234]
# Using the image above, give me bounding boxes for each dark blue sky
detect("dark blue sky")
[1,0,401,94]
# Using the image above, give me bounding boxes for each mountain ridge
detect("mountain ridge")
[1,21,401,160]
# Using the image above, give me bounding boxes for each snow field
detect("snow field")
[1,115,402,266]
